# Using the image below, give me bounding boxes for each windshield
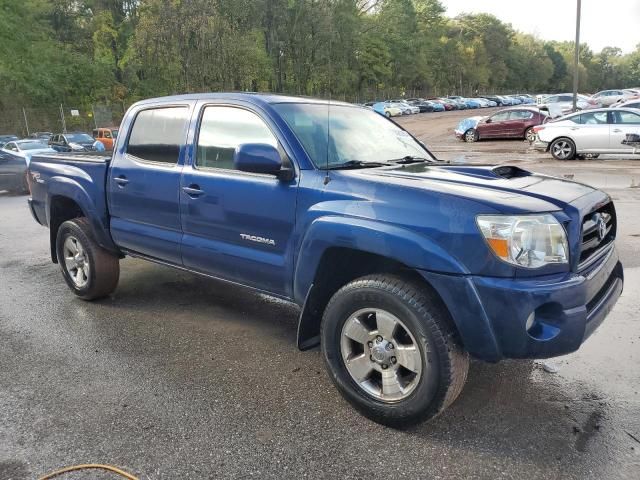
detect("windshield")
[18,141,49,151]
[273,103,434,168]
[66,133,94,143]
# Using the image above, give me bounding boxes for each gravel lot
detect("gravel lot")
[1,110,639,479]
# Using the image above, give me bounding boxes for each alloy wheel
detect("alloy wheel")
[552,140,573,160]
[63,236,90,288]
[340,308,423,402]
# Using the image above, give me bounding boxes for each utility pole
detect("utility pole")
[60,104,67,133]
[22,108,30,136]
[572,0,582,112]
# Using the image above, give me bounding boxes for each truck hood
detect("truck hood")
[354,163,596,213]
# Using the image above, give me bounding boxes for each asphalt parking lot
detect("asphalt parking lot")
[1,110,639,479]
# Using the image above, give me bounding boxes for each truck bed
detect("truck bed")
[28,152,113,238]
[31,151,112,164]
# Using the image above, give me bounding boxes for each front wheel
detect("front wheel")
[464,128,479,142]
[321,274,469,428]
[56,217,120,300]
[550,138,576,160]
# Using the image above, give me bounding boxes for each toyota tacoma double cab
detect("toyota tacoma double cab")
[26,93,623,427]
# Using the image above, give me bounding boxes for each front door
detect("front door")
[180,103,298,296]
[479,111,510,138]
[108,105,191,264]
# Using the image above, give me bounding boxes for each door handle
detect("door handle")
[613,129,623,133]
[570,127,579,130]
[182,185,204,197]
[114,176,129,186]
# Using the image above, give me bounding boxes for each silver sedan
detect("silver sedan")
[533,108,640,160]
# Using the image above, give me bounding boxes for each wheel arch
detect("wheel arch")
[295,246,462,352]
[47,178,118,263]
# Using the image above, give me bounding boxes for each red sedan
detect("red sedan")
[457,107,548,142]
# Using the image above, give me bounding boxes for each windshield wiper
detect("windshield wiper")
[327,160,389,170]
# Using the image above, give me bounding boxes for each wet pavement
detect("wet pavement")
[1,115,640,478]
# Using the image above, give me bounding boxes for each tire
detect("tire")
[21,174,29,194]
[56,217,120,300]
[385,112,391,118]
[550,137,576,160]
[321,274,469,428]
[524,127,536,143]
[464,128,479,142]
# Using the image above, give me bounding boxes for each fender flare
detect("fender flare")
[46,176,118,260]
[293,216,468,349]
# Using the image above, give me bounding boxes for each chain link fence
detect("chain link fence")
[0,103,127,138]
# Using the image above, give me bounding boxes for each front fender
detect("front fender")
[293,215,468,304]
[46,175,117,253]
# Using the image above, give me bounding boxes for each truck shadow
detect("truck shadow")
[89,259,613,473]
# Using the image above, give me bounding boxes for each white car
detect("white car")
[612,99,640,109]
[538,93,598,117]
[591,89,634,107]
[390,100,420,114]
[1,139,56,166]
[533,108,640,160]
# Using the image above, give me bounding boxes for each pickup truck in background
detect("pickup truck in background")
[26,93,623,427]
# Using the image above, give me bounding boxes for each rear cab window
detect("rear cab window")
[126,106,189,164]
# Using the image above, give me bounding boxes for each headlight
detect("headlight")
[477,214,569,268]
[68,143,85,151]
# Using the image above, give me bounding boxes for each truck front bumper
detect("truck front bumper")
[420,245,623,362]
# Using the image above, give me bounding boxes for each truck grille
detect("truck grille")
[579,202,616,268]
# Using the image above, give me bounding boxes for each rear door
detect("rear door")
[179,102,298,296]
[610,109,640,152]
[569,111,611,152]
[108,104,191,264]
[502,110,534,137]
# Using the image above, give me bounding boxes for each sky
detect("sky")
[443,0,640,54]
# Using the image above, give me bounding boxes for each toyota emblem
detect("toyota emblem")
[596,214,607,241]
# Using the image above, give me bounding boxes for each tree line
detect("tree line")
[1,0,639,112]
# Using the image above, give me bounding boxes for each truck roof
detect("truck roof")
[132,92,353,108]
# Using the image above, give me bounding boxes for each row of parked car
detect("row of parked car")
[361,94,536,117]
[454,102,640,160]
[0,128,119,193]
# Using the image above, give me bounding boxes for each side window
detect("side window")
[578,112,608,124]
[490,112,510,122]
[614,111,640,124]
[126,107,188,164]
[104,131,112,138]
[196,106,278,170]
[509,110,533,120]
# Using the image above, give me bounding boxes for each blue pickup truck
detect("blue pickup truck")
[26,93,623,426]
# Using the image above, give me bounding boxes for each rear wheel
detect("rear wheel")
[56,217,120,300]
[550,138,576,160]
[524,127,536,143]
[385,112,391,118]
[321,274,469,428]
[464,128,479,142]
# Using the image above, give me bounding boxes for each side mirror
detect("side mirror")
[485,118,492,124]
[234,143,293,180]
